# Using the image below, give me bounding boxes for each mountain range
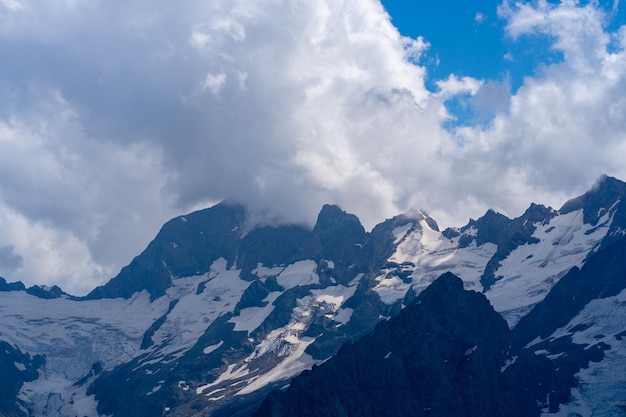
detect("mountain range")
[1,174,626,416]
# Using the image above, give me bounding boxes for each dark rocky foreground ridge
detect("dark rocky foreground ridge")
[255,272,556,417]
[254,238,626,417]
[0,175,626,416]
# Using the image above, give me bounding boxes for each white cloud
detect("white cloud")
[189,29,212,52]
[457,0,626,211]
[200,72,227,96]
[436,74,484,98]
[0,0,22,11]
[0,0,625,295]
[0,203,104,295]
[0,0,448,294]
[0,91,175,294]
[500,0,610,73]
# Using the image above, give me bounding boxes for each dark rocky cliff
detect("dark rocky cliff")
[253,273,561,417]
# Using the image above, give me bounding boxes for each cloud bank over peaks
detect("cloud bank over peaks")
[0,91,175,295]
[0,0,625,294]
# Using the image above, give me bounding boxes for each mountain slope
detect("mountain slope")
[512,235,626,416]
[0,175,625,416]
[383,175,624,326]
[253,273,558,417]
[253,234,626,417]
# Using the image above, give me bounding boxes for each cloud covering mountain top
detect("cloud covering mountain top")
[0,0,625,294]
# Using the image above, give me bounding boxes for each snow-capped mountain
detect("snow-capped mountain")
[253,272,564,417]
[1,175,625,416]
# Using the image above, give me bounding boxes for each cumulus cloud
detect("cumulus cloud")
[0,245,23,276]
[0,0,625,294]
[0,90,175,293]
[454,0,626,208]
[436,75,484,98]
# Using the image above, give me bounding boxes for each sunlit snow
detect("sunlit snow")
[229,291,281,334]
[486,209,611,326]
[374,218,496,304]
[376,207,612,331]
[539,288,626,417]
[276,260,319,290]
[0,290,168,417]
[203,341,224,355]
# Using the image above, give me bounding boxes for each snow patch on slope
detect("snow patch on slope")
[0,290,168,417]
[142,258,249,361]
[203,341,224,355]
[373,276,412,305]
[541,288,626,417]
[237,337,316,396]
[196,301,317,397]
[310,283,358,324]
[375,219,496,304]
[276,260,319,290]
[4,257,252,416]
[486,209,611,326]
[392,223,413,244]
[196,276,359,399]
[230,291,281,334]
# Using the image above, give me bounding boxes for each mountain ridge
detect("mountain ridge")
[0,174,625,416]
[254,272,561,417]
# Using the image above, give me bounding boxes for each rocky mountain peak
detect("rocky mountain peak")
[560,175,626,225]
[0,277,25,292]
[521,202,555,223]
[0,277,69,299]
[84,203,368,301]
[4,178,626,417]
[85,202,247,300]
[454,209,511,248]
[313,204,366,239]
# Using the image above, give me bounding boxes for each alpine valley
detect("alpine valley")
[2,175,626,417]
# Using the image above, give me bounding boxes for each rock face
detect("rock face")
[514,236,626,347]
[255,231,626,417]
[86,203,249,300]
[1,175,626,416]
[253,273,552,417]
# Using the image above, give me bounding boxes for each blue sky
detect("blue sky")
[381,0,553,127]
[382,0,623,89]
[382,0,513,83]
[382,0,624,128]
[1,0,626,294]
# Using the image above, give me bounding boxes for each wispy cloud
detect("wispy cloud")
[0,0,624,294]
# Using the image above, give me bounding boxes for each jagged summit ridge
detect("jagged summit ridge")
[84,203,369,301]
[0,276,68,299]
[560,174,625,221]
[86,202,248,300]
[0,176,626,416]
[379,176,626,326]
[79,175,626,302]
